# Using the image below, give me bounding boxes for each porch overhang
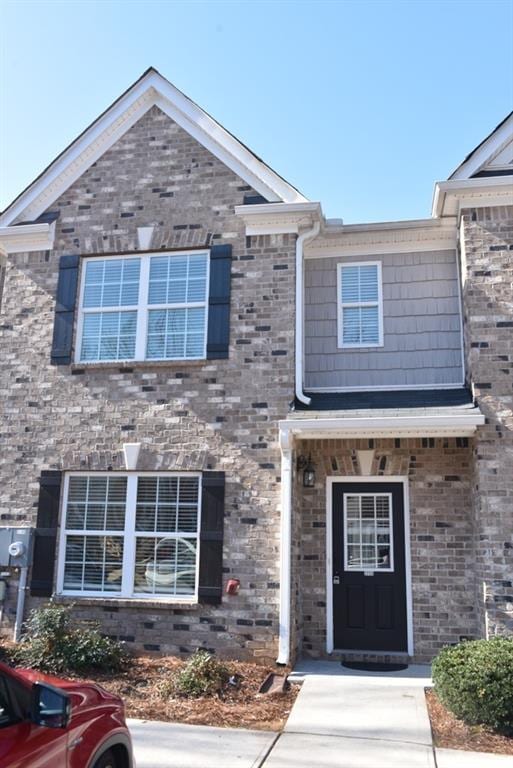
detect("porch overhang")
[279,410,485,440]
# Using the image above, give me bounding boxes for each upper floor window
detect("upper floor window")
[76,251,209,363]
[337,261,383,348]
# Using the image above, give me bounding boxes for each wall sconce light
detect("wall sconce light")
[297,454,316,488]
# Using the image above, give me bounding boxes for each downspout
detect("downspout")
[295,221,321,406]
[276,219,320,664]
[277,426,293,664]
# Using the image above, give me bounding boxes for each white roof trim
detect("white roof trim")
[0,69,307,227]
[0,222,55,255]
[234,201,322,234]
[280,411,485,439]
[306,216,456,257]
[450,113,513,180]
[432,176,513,218]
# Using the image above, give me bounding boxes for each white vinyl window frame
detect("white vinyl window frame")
[337,260,384,348]
[343,492,394,573]
[74,250,210,364]
[56,472,202,602]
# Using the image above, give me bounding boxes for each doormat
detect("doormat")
[342,661,408,672]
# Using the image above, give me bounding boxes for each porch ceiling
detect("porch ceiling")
[279,406,484,439]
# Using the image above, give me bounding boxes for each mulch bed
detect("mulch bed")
[425,688,513,755]
[89,655,297,731]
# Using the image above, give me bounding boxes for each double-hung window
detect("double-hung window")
[337,261,383,348]
[58,473,201,600]
[77,251,209,363]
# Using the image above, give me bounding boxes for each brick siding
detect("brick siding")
[461,205,513,638]
[0,106,296,661]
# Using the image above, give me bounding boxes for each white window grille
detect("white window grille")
[76,251,209,363]
[58,473,201,600]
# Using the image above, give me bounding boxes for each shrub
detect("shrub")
[432,637,513,734]
[14,603,128,674]
[163,650,229,698]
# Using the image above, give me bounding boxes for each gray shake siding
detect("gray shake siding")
[304,250,463,389]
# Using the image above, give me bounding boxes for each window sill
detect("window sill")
[70,359,208,373]
[53,595,199,610]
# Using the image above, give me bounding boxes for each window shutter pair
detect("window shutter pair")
[30,471,226,605]
[50,245,232,364]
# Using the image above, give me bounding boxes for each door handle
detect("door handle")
[333,575,340,585]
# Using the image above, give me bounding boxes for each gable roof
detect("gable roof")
[0,67,308,227]
[449,111,513,180]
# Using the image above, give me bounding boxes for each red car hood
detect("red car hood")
[1,662,122,711]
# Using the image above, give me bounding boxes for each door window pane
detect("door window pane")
[343,494,393,571]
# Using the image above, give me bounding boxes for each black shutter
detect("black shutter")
[51,254,80,365]
[198,472,225,604]
[206,244,232,360]
[30,471,62,597]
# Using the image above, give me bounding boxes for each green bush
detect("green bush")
[163,650,229,698]
[432,637,513,734]
[14,603,128,674]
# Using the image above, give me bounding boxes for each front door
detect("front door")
[332,482,408,652]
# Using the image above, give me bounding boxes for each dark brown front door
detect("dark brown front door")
[332,482,407,652]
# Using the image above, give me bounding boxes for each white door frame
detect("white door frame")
[326,476,414,657]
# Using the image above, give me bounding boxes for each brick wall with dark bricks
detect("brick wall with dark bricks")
[0,105,297,662]
[461,205,513,639]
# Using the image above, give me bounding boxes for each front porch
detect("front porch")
[277,394,484,665]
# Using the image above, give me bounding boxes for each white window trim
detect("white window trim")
[343,492,394,573]
[337,260,384,349]
[56,471,202,602]
[74,250,210,364]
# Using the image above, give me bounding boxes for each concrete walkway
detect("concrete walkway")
[129,718,277,768]
[264,660,435,767]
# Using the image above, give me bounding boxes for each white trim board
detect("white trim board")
[326,476,413,657]
[0,222,56,255]
[449,113,513,180]
[0,68,307,227]
[280,411,485,439]
[305,383,466,393]
[432,176,513,218]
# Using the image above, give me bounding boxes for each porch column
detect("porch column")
[277,426,293,665]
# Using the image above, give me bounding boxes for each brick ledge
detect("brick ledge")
[53,595,199,610]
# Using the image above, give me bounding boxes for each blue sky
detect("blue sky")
[1,0,512,223]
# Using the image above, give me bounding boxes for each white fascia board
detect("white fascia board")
[0,222,55,255]
[0,89,156,227]
[234,201,322,235]
[306,217,456,258]
[324,217,447,233]
[0,71,307,227]
[432,176,513,218]
[450,114,513,180]
[279,411,485,439]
